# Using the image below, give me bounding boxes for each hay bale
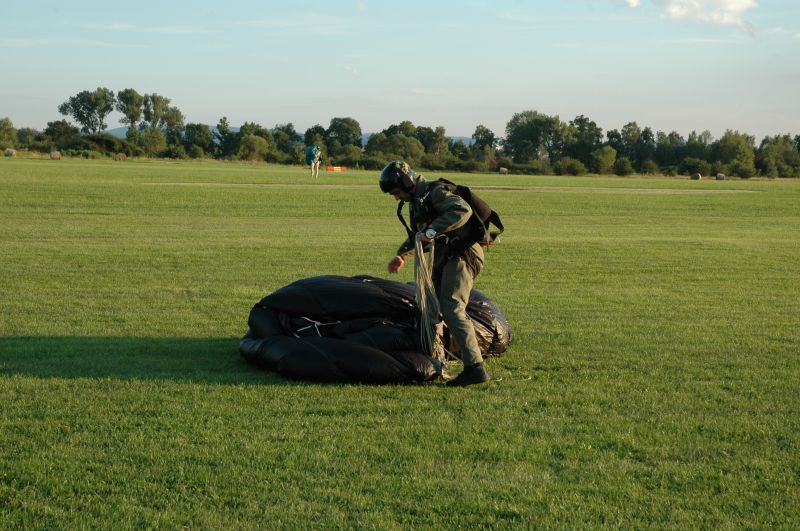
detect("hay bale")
[114,152,127,161]
[716,173,726,180]
[690,172,702,180]
[498,167,509,175]
[50,151,61,160]
[3,148,16,157]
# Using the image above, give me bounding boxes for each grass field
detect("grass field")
[1,157,798,528]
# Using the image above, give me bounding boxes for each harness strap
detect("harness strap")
[396,201,415,241]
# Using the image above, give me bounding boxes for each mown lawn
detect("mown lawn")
[1,157,798,528]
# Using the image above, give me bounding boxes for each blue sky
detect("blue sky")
[1,0,798,141]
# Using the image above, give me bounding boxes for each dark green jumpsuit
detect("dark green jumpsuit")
[396,176,485,367]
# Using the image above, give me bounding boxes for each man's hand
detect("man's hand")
[418,228,436,243]
[387,255,405,273]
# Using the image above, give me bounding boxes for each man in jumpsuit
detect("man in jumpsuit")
[379,160,490,387]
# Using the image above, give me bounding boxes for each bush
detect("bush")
[187,145,205,159]
[264,150,284,164]
[238,135,268,161]
[590,146,616,174]
[554,156,587,176]
[420,153,449,171]
[729,160,756,178]
[62,134,139,157]
[63,149,106,159]
[360,155,391,171]
[162,144,188,159]
[28,139,56,153]
[641,159,660,175]
[614,157,635,176]
[445,159,486,173]
[510,160,552,175]
[496,156,513,169]
[337,145,363,167]
[139,128,167,157]
[679,157,712,178]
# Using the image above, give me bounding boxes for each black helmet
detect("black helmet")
[379,161,415,193]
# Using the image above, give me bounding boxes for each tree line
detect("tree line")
[2,86,799,178]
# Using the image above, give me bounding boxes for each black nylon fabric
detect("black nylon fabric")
[240,275,512,383]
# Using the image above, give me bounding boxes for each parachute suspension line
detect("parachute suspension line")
[414,234,440,360]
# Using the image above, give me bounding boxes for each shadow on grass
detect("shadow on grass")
[0,336,288,385]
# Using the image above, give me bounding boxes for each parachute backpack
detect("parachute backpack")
[305,145,319,165]
[435,178,504,249]
[396,177,505,254]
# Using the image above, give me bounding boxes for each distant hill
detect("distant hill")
[106,127,128,139]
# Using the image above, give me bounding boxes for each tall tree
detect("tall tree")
[606,129,622,156]
[16,127,40,148]
[415,126,449,157]
[57,87,116,134]
[449,139,471,161]
[365,131,424,165]
[326,117,362,148]
[504,110,562,163]
[304,124,326,146]
[684,130,712,160]
[273,123,301,142]
[142,93,171,130]
[757,135,800,177]
[0,117,16,148]
[654,130,685,168]
[563,115,603,166]
[710,130,756,177]
[115,88,144,129]
[382,120,416,138]
[472,124,497,151]
[214,117,238,158]
[44,119,80,146]
[184,123,214,155]
[270,123,299,155]
[619,121,642,162]
[636,127,657,170]
[161,106,185,145]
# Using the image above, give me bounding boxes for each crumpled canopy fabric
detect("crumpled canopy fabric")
[240,275,511,383]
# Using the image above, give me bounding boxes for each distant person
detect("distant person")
[379,160,490,387]
[305,144,322,178]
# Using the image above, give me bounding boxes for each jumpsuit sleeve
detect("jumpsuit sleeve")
[396,236,415,259]
[427,185,472,234]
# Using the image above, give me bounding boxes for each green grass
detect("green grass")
[1,157,798,528]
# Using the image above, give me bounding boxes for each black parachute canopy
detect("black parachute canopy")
[240,275,511,384]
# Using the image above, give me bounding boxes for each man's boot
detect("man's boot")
[446,363,490,387]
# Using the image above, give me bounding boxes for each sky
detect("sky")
[1,0,798,142]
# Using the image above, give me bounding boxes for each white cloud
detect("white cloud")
[624,0,758,32]
[343,65,360,76]
[355,1,368,13]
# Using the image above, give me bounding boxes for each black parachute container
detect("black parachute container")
[240,275,512,384]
